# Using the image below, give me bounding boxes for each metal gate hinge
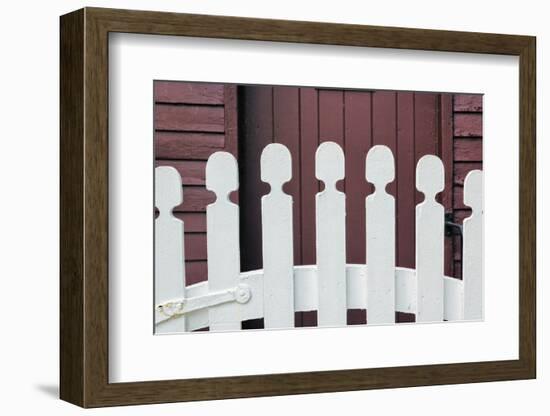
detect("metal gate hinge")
[155,283,251,324]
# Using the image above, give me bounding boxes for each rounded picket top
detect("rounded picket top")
[315,141,345,187]
[261,143,292,189]
[416,155,444,198]
[206,151,239,199]
[365,145,395,188]
[155,166,183,212]
[464,170,483,213]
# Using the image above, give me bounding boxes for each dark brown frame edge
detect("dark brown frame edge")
[60,7,536,408]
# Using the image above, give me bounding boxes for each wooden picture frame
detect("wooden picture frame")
[60,7,536,408]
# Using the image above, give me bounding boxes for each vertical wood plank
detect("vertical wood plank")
[319,90,345,147]
[319,88,345,203]
[344,91,371,264]
[316,142,347,326]
[414,93,439,204]
[372,91,397,197]
[239,86,273,272]
[274,87,302,265]
[300,88,319,265]
[224,85,239,157]
[298,88,319,327]
[396,92,415,270]
[440,94,455,277]
[155,167,186,333]
[463,170,483,320]
[365,146,396,324]
[261,144,295,328]
[416,155,445,322]
[206,152,241,331]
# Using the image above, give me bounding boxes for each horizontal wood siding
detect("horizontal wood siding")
[452,94,483,279]
[154,81,238,285]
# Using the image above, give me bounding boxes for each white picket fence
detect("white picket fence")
[154,142,483,334]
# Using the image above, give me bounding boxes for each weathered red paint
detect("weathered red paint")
[454,113,482,137]
[453,94,482,112]
[155,82,224,104]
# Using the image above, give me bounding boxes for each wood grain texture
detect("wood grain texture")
[155,160,206,185]
[454,113,482,137]
[60,7,536,407]
[453,94,483,112]
[274,87,302,263]
[299,88,320,265]
[155,104,224,132]
[60,8,84,406]
[372,91,397,197]
[396,93,415,271]
[155,81,224,104]
[454,138,482,162]
[344,91,371,264]
[238,86,272,272]
[155,132,225,160]
[440,95,454,278]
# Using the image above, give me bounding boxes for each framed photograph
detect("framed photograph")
[60,7,536,408]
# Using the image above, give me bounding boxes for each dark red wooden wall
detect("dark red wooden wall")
[238,86,456,274]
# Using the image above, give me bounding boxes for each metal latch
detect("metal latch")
[445,212,463,237]
[155,283,251,324]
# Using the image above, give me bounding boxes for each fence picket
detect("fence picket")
[365,146,396,324]
[416,155,445,322]
[261,144,295,328]
[463,170,483,320]
[206,152,241,331]
[155,167,186,333]
[315,142,347,326]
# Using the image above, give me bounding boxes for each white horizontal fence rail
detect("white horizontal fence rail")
[154,144,484,333]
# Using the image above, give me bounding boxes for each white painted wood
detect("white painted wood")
[154,167,186,333]
[155,284,251,326]
[444,274,464,322]
[463,170,484,320]
[365,145,396,324]
[180,266,462,332]
[416,155,445,322]
[206,152,241,331]
[154,145,472,333]
[261,144,295,328]
[315,142,347,326]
